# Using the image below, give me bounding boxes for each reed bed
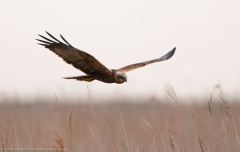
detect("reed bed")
[0,86,239,152]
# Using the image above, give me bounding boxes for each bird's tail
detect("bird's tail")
[63,75,95,82]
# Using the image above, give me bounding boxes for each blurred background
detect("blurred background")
[0,1,240,103]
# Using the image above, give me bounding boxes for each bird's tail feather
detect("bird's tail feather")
[63,75,95,82]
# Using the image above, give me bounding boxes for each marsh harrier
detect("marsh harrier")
[37,32,176,84]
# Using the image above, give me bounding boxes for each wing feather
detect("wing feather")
[38,34,56,43]
[37,32,112,76]
[118,47,176,73]
[36,39,52,44]
[60,34,72,47]
[45,31,62,43]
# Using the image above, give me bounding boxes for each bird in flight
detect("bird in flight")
[37,32,176,84]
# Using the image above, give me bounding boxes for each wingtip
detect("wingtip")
[172,47,176,52]
[60,34,73,47]
[45,31,51,36]
[62,77,71,79]
[164,47,176,60]
[37,43,48,46]
[38,34,44,38]
[45,31,52,36]
[172,47,176,54]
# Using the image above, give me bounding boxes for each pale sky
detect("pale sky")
[0,1,240,102]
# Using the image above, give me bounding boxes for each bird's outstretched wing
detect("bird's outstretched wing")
[118,47,176,73]
[36,32,112,76]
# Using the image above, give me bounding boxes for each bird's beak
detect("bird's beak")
[125,79,127,83]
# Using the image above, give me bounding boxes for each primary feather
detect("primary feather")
[37,32,112,76]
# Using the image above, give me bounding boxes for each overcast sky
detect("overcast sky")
[0,1,240,102]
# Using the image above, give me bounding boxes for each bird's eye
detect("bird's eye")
[119,76,124,79]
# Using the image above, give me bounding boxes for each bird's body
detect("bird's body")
[37,32,176,84]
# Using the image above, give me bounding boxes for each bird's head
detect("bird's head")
[115,71,127,84]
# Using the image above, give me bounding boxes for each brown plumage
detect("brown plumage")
[37,32,176,84]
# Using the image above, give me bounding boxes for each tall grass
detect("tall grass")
[0,86,239,151]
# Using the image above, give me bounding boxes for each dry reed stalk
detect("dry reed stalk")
[163,114,177,152]
[208,92,213,152]
[114,87,130,152]
[157,125,167,152]
[54,94,65,136]
[49,102,60,135]
[88,123,99,152]
[12,127,15,151]
[140,118,154,135]
[220,119,230,151]
[130,135,132,152]
[1,129,9,151]
[142,118,157,150]
[165,132,170,152]
[105,124,113,142]
[139,137,147,151]
[198,137,207,152]
[54,129,64,150]
[87,85,103,152]
[13,125,19,150]
[69,106,80,152]
[207,83,223,152]
[168,129,176,152]
[5,130,9,149]
[30,124,37,150]
[143,128,153,152]
[164,85,184,152]
[81,108,88,122]
[69,107,73,152]
[1,137,4,151]
[221,96,232,119]
[190,106,198,152]
[153,134,156,151]
[140,118,155,152]
[207,101,211,152]
[81,108,98,152]
[42,130,63,151]
[137,145,139,152]
[41,122,52,149]
[55,105,65,150]
[105,124,117,152]
[153,146,158,152]
[219,95,240,149]
[163,114,171,152]
[48,94,65,151]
